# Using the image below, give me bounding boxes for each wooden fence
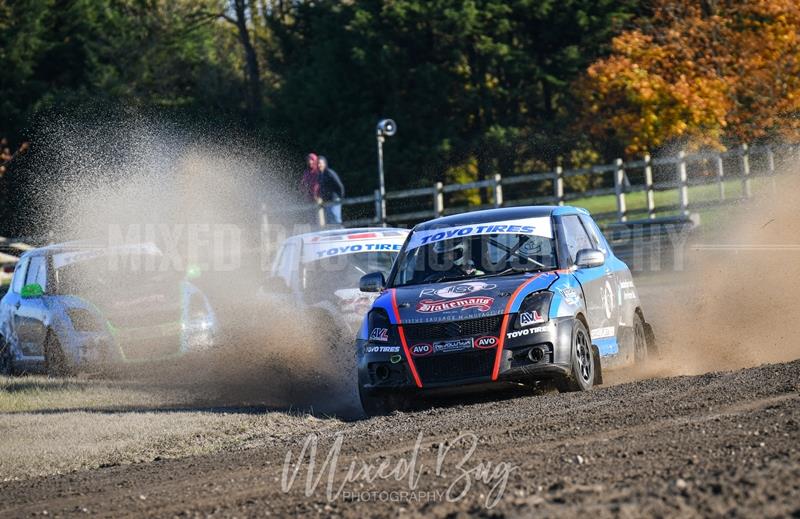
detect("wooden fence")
[270,143,799,228]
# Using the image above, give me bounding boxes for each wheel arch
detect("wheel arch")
[574,311,589,332]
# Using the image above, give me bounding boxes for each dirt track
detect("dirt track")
[1,358,798,518]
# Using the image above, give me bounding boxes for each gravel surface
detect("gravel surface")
[1,360,798,518]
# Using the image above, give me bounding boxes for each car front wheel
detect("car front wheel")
[557,319,595,393]
[359,387,410,417]
[0,337,13,376]
[44,334,72,377]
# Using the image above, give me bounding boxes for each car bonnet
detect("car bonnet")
[301,230,408,263]
[383,272,560,325]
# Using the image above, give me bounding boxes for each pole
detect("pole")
[678,151,689,216]
[492,173,503,208]
[376,134,387,225]
[767,146,777,195]
[614,158,627,223]
[677,151,689,216]
[740,143,751,199]
[553,166,564,206]
[643,154,655,219]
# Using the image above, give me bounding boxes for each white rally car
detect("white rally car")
[260,228,409,333]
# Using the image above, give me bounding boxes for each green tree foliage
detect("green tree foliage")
[2,0,641,200]
[265,0,639,195]
[0,0,245,136]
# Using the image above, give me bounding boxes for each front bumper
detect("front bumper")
[357,316,578,393]
[70,323,215,367]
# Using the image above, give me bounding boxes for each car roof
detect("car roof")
[20,240,162,259]
[413,206,589,231]
[294,227,409,243]
[18,240,91,259]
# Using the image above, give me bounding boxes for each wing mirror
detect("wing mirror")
[359,272,386,293]
[20,283,44,299]
[575,249,605,269]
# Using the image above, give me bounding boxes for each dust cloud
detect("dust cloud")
[26,117,361,417]
[26,117,800,409]
[617,173,800,382]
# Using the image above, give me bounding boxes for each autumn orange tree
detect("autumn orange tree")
[580,0,800,155]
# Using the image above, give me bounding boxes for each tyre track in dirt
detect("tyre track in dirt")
[1,360,798,518]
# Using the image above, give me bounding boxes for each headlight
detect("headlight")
[182,318,214,333]
[188,294,209,321]
[67,308,105,332]
[514,291,553,329]
[367,309,395,343]
[182,309,216,352]
[183,292,216,334]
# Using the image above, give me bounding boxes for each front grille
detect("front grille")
[120,336,181,361]
[403,315,503,344]
[414,349,496,384]
[108,307,182,329]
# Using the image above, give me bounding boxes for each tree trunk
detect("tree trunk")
[541,78,554,120]
[232,0,262,121]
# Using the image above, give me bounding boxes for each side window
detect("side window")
[271,245,285,276]
[25,256,45,291]
[35,258,48,291]
[276,243,297,282]
[579,215,609,255]
[11,258,29,294]
[561,215,594,263]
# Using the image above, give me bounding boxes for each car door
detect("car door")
[579,214,627,329]
[3,257,28,349]
[13,255,49,357]
[559,215,619,354]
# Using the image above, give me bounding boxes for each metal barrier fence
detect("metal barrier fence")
[268,142,799,228]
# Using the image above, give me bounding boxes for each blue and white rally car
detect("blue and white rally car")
[356,206,655,413]
[0,242,218,375]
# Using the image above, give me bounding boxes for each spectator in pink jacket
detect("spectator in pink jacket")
[301,152,321,203]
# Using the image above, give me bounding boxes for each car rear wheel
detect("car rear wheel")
[44,334,72,377]
[557,319,595,393]
[633,312,648,365]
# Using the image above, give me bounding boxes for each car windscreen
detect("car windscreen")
[391,233,558,287]
[302,251,397,303]
[53,255,182,296]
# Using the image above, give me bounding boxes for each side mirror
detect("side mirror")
[20,283,44,299]
[575,249,605,269]
[262,276,291,294]
[359,272,386,293]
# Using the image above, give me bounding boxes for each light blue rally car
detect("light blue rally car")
[0,242,217,375]
[356,206,655,413]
